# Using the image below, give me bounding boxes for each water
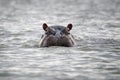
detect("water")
[0,0,120,80]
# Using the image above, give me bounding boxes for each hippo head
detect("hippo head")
[39,23,75,47]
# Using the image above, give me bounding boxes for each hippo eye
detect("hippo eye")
[51,31,56,35]
[48,29,55,35]
[62,29,70,35]
[45,29,56,35]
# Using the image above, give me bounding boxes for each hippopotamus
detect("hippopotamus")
[39,23,75,47]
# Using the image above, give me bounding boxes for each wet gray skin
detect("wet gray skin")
[39,23,75,47]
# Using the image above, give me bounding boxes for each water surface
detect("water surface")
[0,0,120,80]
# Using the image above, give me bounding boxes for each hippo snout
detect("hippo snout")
[39,23,75,47]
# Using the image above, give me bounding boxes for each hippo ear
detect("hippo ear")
[43,23,48,31]
[67,23,73,31]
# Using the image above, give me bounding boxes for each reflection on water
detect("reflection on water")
[0,0,120,80]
